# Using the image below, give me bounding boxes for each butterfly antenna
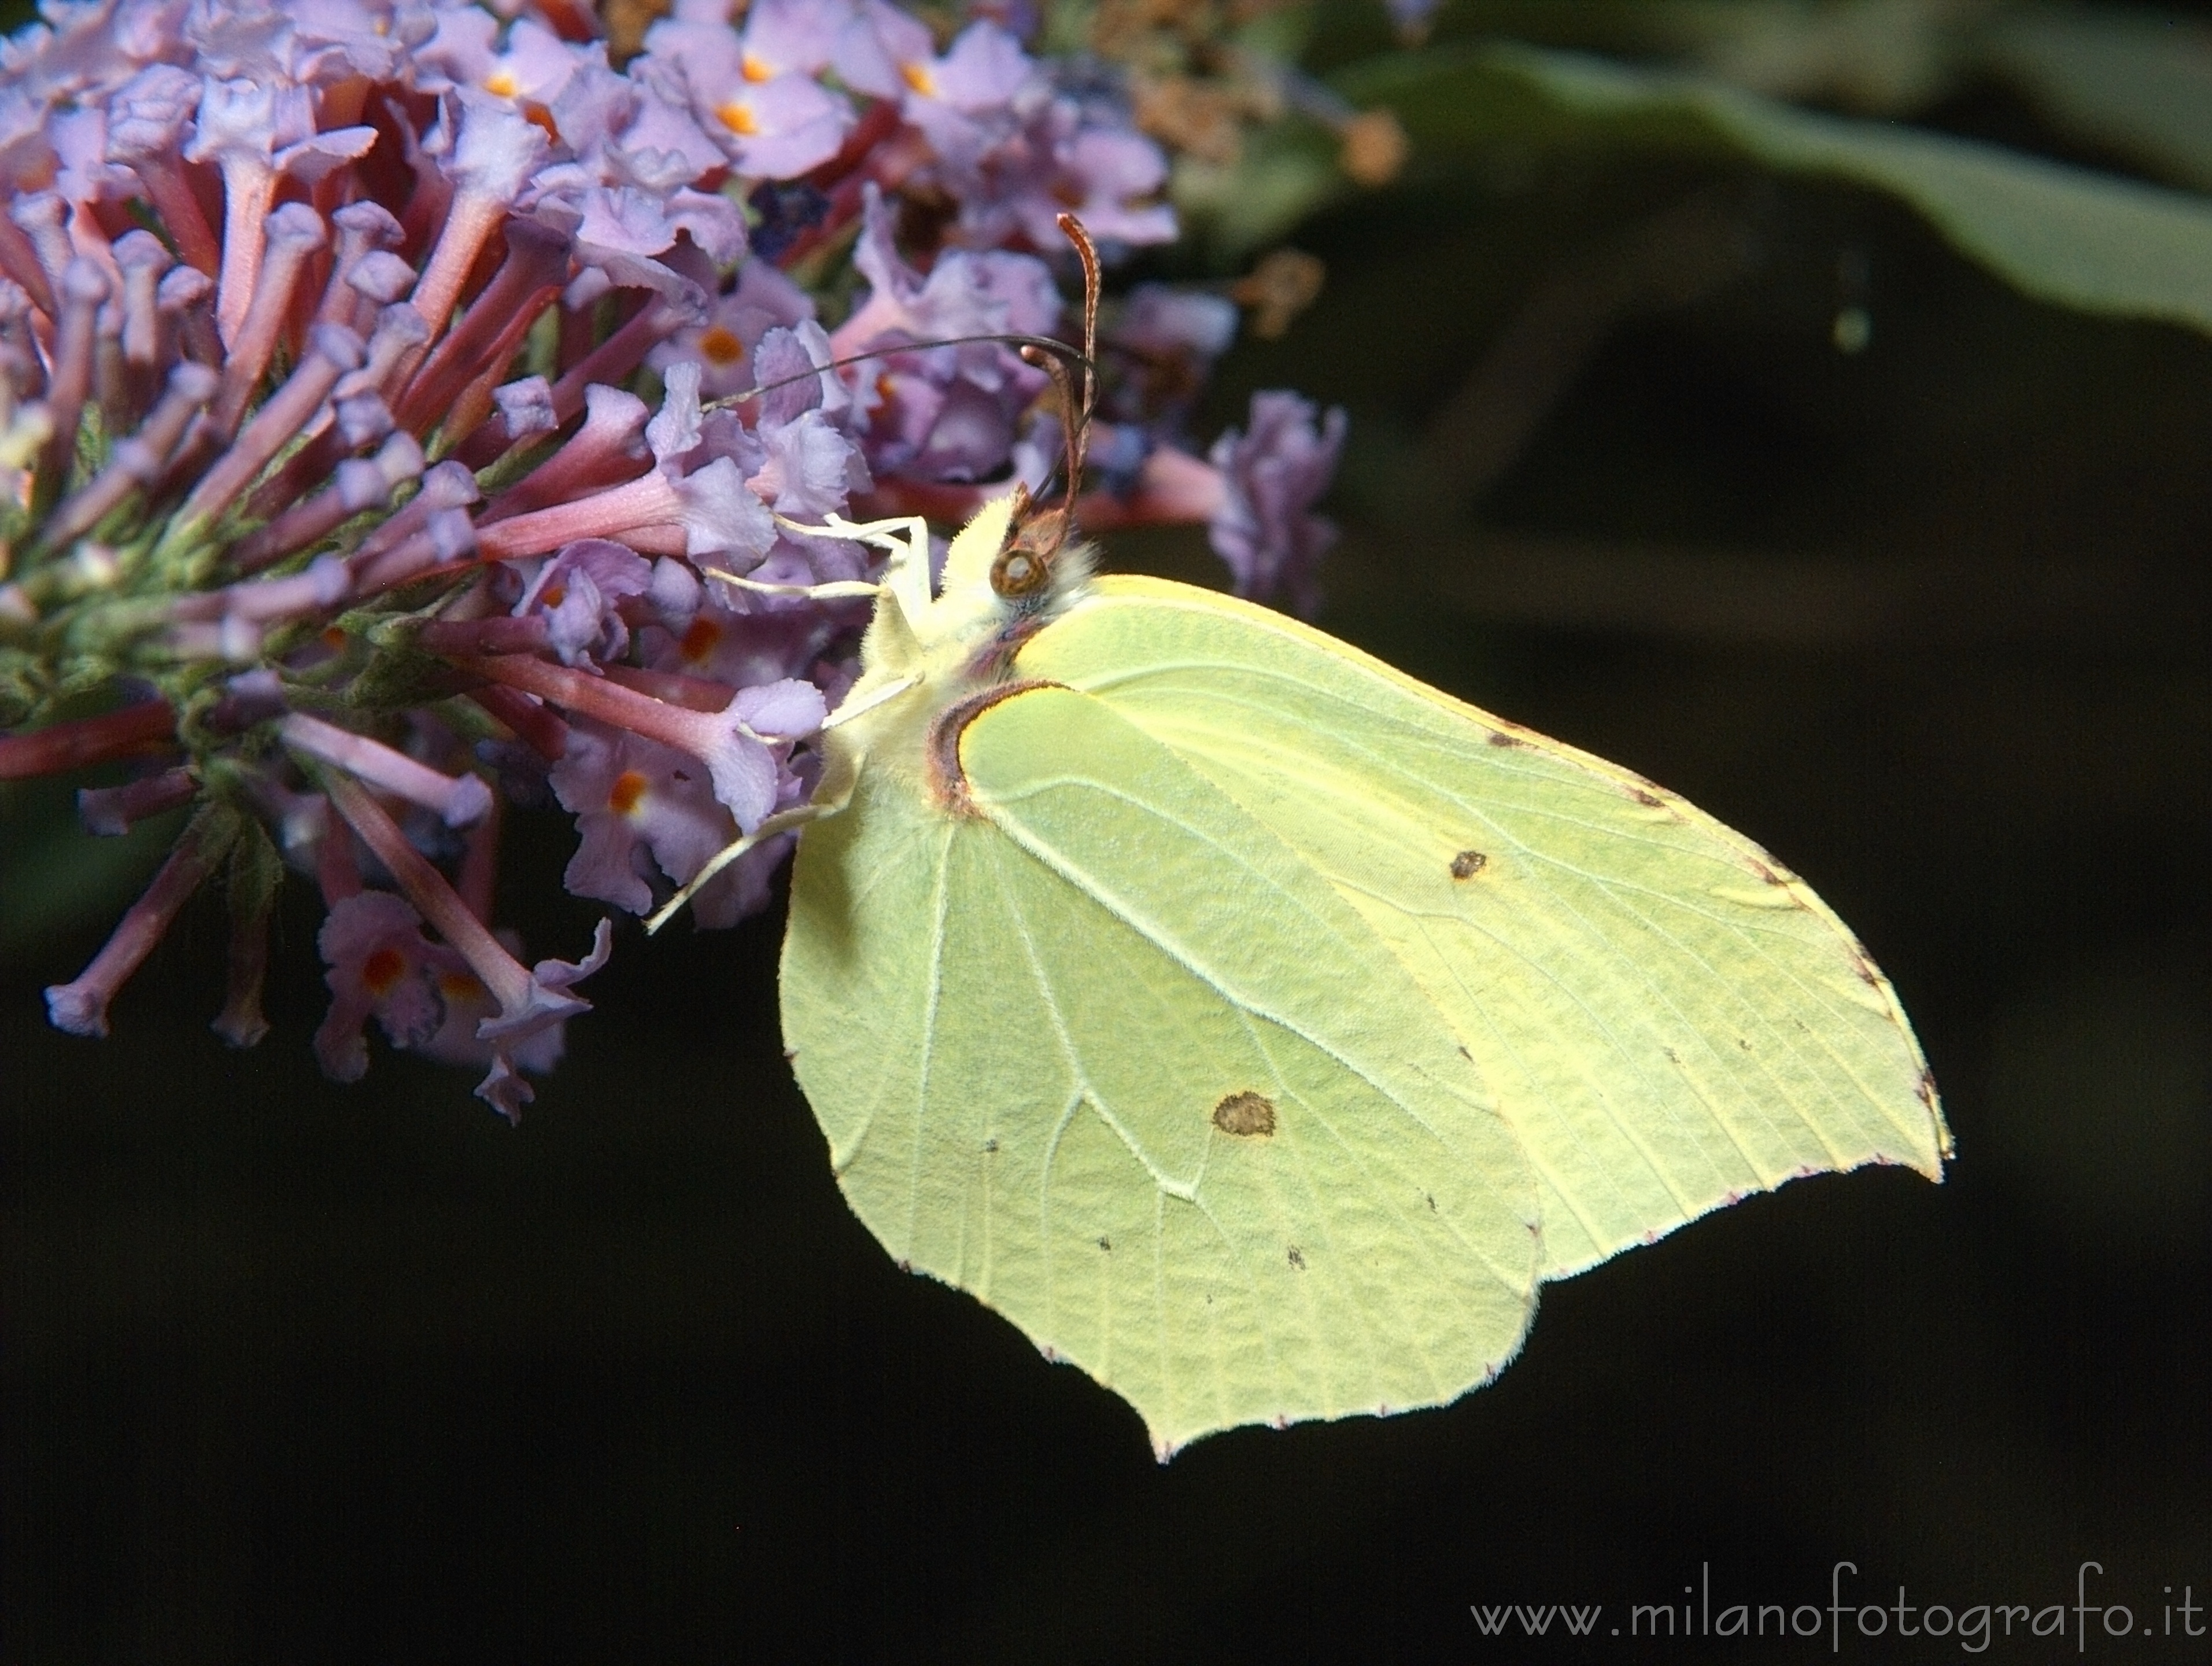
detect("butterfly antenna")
[1016,214,1101,513]
[989,216,1102,605]
[705,331,1079,414]
[1067,212,1101,440]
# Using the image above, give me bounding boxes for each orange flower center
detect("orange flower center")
[900,61,936,97]
[362,947,406,995]
[741,51,774,83]
[697,325,745,366]
[678,617,721,662]
[717,99,759,137]
[608,769,650,816]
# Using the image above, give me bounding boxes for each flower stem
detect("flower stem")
[44,804,234,1036]
[281,713,492,828]
[459,651,718,755]
[318,766,534,1018]
[0,702,180,782]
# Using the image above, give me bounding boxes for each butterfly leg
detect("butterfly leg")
[644,785,851,935]
[706,566,881,602]
[772,511,934,624]
[703,513,937,615]
[775,510,929,558]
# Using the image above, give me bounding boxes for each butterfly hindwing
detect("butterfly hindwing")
[781,683,1540,1454]
[1014,576,1948,1280]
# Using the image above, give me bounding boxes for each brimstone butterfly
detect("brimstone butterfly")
[689,219,1949,1457]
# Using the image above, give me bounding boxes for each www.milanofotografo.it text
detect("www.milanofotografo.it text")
[1471,1564,2208,1652]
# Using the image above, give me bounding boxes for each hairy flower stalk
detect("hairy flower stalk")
[1,0,1366,1115]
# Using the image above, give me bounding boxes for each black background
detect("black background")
[7,3,2212,1658]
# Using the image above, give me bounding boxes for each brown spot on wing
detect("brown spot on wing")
[1286,1246,1306,1270]
[1450,849,1487,880]
[1486,729,1528,749]
[1213,1090,1276,1137]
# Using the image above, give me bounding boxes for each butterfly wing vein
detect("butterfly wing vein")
[1015,577,1946,1280]
[781,570,1944,1451]
[782,683,1541,1451]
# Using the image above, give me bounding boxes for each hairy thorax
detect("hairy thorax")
[815,491,1096,813]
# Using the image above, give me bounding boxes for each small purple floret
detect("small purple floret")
[1207,390,1347,617]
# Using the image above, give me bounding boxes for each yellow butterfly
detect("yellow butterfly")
[673,219,1948,1458]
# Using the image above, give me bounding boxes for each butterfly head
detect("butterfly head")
[917,213,1102,680]
[986,214,1101,616]
[928,477,1096,682]
[990,486,1062,604]
[838,217,1105,731]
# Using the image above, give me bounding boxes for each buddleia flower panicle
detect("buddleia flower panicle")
[0,0,1362,1117]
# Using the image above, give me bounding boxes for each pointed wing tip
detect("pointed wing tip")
[1856,1145,1948,1185]
[1907,1138,1952,1184]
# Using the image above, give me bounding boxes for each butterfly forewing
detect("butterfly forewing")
[781,684,1540,1454]
[1014,576,1947,1280]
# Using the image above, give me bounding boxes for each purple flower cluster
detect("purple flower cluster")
[0,0,1347,1116]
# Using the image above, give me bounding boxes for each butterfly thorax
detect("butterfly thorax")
[819,488,1095,810]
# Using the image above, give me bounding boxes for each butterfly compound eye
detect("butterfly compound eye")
[991,548,1044,595]
[990,507,1065,600]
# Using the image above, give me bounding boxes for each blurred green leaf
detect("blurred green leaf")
[1683,0,1963,112]
[0,779,186,964]
[1978,6,2212,191]
[1337,40,2212,335]
[1169,119,1347,265]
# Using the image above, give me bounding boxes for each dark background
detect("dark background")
[7,4,2212,1658]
